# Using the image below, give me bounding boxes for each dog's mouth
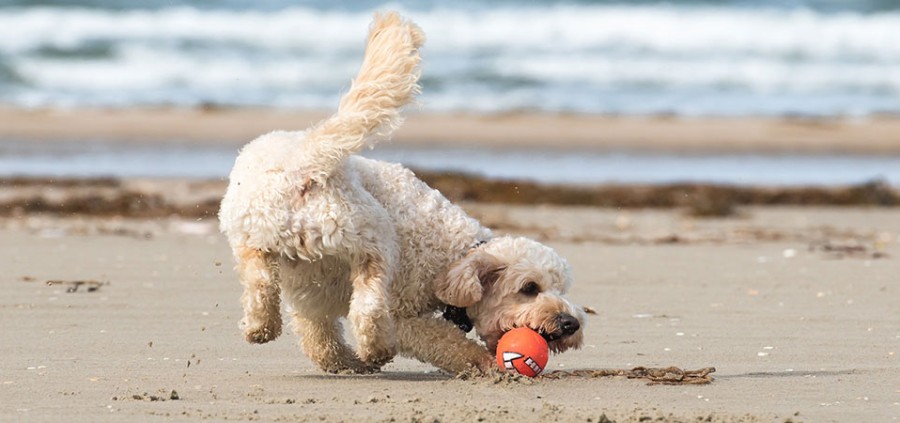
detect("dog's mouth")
[539,329,567,343]
[515,312,582,343]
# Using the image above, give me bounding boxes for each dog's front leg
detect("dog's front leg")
[235,247,282,344]
[395,316,494,375]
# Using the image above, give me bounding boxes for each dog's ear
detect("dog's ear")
[434,250,504,308]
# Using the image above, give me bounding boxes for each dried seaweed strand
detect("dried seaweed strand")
[540,366,716,385]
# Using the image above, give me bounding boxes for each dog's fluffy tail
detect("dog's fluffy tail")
[302,12,424,186]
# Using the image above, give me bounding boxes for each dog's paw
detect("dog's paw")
[241,312,283,344]
[445,351,495,378]
[331,364,382,375]
[471,352,497,375]
[243,324,281,344]
[453,357,501,380]
[357,349,396,371]
[353,327,397,368]
[362,352,395,370]
[320,358,382,375]
[356,339,396,369]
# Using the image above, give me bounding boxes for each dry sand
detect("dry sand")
[1,204,898,422]
[3,107,900,153]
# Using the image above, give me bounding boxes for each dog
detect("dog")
[218,12,584,375]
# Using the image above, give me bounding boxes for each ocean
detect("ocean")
[1,0,898,116]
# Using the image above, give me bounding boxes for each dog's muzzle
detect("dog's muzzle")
[541,313,581,342]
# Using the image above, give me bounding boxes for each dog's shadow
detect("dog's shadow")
[289,371,452,382]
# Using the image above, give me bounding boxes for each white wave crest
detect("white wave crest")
[1,4,899,115]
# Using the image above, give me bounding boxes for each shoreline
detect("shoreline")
[3,107,900,154]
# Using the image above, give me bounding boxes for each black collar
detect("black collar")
[443,305,473,333]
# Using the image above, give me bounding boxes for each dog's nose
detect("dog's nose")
[558,313,580,335]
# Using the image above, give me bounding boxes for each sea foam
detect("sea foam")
[0,4,898,115]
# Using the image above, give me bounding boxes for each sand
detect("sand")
[1,203,898,422]
[3,107,900,153]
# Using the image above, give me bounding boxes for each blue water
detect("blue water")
[1,140,897,186]
[0,0,898,116]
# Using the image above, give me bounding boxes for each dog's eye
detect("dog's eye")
[519,281,540,296]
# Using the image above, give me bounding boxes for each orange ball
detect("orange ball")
[496,327,549,377]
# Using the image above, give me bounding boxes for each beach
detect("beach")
[1,201,898,422]
[2,1,900,421]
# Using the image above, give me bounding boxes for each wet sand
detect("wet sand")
[1,203,898,422]
[3,107,900,154]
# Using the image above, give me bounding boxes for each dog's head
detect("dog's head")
[434,236,585,354]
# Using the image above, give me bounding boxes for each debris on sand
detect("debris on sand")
[45,279,107,293]
[120,390,180,402]
[809,239,890,260]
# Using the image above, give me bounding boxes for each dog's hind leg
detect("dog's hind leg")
[236,247,283,344]
[347,252,397,368]
[291,312,375,374]
[282,257,375,373]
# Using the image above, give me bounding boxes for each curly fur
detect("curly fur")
[219,12,584,375]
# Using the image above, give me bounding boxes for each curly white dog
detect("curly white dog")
[219,12,584,375]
